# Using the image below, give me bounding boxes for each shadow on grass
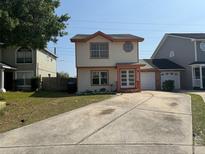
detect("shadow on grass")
[30,91,75,98]
[30,91,116,98]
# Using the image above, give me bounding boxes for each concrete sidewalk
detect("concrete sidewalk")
[0,91,193,154]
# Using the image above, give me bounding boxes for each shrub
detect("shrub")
[31,77,41,91]
[99,88,107,92]
[162,80,175,91]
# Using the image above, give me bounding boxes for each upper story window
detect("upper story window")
[90,42,109,58]
[169,51,175,58]
[16,47,32,64]
[123,42,133,52]
[200,42,205,51]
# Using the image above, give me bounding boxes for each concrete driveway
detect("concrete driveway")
[0,91,192,154]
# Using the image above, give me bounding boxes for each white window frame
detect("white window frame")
[15,71,34,87]
[91,71,109,86]
[192,65,205,89]
[15,47,33,64]
[169,51,175,58]
[90,42,109,59]
[120,69,135,88]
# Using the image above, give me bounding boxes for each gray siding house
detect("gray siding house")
[152,33,205,90]
[0,47,57,92]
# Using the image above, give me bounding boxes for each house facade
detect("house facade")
[71,31,144,92]
[0,47,57,92]
[152,33,205,90]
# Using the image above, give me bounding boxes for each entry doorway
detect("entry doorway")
[202,67,205,89]
[4,71,14,91]
[120,69,135,88]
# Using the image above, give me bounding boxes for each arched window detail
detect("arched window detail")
[16,47,32,63]
[169,51,175,58]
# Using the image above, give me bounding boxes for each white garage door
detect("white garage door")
[141,72,156,90]
[161,72,180,89]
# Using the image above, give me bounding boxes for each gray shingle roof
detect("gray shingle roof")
[140,59,185,70]
[169,33,205,39]
[71,31,144,42]
[107,34,143,40]
[189,61,205,65]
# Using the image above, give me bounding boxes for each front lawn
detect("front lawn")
[0,91,113,133]
[190,94,205,145]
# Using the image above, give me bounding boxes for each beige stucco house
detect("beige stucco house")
[71,31,144,93]
[0,47,57,92]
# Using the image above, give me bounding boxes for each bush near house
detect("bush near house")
[31,77,41,91]
[162,80,175,91]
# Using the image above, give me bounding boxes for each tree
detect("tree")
[0,0,70,49]
[57,72,69,78]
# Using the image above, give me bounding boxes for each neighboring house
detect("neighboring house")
[151,33,205,90]
[0,47,57,92]
[71,31,144,92]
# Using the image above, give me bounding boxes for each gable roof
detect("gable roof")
[151,33,205,58]
[70,31,144,42]
[168,33,205,39]
[140,59,185,70]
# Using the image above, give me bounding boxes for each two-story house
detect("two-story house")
[152,33,205,90]
[71,31,144,92]
[0,47,57,92]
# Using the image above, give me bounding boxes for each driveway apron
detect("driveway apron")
[0,91,192,154]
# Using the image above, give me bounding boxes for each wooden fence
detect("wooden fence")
[42,77,68,91]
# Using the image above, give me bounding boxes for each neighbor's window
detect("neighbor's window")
[16,71,34,86]
[91,71,108,85]
[194,67,200,79]
[90,43,109,58]
[16,47,32,63]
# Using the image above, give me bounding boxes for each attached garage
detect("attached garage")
[140,59,185,90]
[160,71,181,89]
[141,72,156,90]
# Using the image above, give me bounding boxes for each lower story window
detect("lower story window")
[91,71,108,85]
[16,71,34,87]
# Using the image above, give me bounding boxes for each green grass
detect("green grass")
[0,91,113,133]
[190,94,205,145]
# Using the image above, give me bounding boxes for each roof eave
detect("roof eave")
[70,31,144,43]
[44,49,58,58]
[159,68,185,71]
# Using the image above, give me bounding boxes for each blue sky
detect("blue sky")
[48,0,205,77]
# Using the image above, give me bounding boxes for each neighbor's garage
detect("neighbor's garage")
[160,71,181,89]
[141,72,156,90]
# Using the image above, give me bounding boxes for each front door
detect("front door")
[120,69,135,88]
[202,67,205,89]
[4,71,14,91]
